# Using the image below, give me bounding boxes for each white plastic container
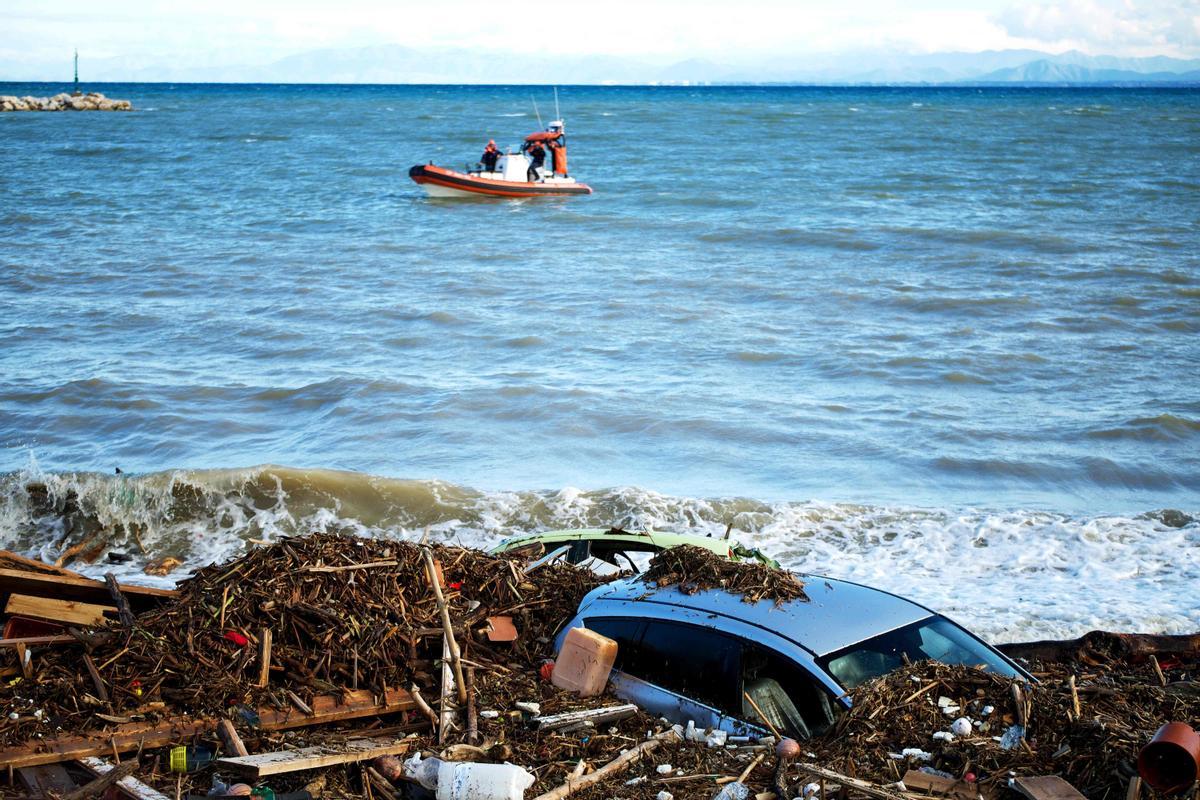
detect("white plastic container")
[435,761,535,800]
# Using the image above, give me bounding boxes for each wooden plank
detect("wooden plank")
[0,635,78,648]
[903,770,986,800]
[77,757,172,800]
[5,594,115,626]
[62,759,137,800]
[0,717,216,769]
[0,568,176,611]
[252,687,415,731]
[217,737,411,778]
[0,687,415,768]
[217,719,249,757]
[18,764,76,797]
[1012,776,1089,800]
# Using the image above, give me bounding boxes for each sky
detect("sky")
[4,0,1199,73]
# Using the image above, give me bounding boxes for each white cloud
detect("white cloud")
[996,0,1200,57]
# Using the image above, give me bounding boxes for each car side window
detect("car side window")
[633,620,742,713]
[582,617,645,672]
[741,644,838,739]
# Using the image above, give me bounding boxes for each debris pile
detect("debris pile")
[1,534,1197,800]
[811,657,1200,800]
[642,544,808,604]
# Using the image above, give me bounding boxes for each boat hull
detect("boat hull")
[409,165,592,198]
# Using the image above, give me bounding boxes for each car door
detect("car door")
[584,617,762,736]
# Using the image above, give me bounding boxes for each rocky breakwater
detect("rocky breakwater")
[0,91,132,111]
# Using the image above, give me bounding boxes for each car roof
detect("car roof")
[492,528,734,557]
[580,574,934,657]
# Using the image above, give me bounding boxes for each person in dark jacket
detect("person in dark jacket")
[526,140,546,182]
[481,139,500,171]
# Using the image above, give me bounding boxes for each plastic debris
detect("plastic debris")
[950,717,973,737]
[999,724,1026,750]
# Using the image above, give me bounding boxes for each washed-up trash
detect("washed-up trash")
[1138,722,1200,794]
[374,754,404,781]
[169,744,216,773]
[485,616,518,643]
[999,724,1026,750]
[950,717,973,737]
[932,731,955,742]
[656,764,674,775]
[435,761,535,800]
[551,627,617,697]
[705,729,728,748]
[710,781,750,800]
[404,753,443,791]
[656,792,674,800]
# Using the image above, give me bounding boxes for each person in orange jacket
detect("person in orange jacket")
[547,137,568,177]
[480,139,500,172]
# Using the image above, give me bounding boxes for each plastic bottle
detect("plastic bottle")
[434,761,535,800]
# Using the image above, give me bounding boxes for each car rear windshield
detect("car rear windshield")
[816,616,1022,691]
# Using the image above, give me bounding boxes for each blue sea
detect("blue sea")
[1,83,1197,641]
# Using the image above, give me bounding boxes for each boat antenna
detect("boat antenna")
[531,96,543,129]
[554,86,560,121]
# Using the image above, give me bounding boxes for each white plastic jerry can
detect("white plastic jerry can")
[434,760,536,800]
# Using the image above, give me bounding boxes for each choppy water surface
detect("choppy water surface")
[1,84,1197,640]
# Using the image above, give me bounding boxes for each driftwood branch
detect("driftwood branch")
[998,631,1200,663]
[104,573,136,630]
[532,729,681,800]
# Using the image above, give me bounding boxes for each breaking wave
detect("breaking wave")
[1,463,1196,646]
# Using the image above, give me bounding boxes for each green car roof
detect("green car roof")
[490,528,779,568]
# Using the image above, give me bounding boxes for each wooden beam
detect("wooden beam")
[77,757,171,800]
[0,568,175,611]
[5,594,114,626]
[0,635,78,648]
[0,687,415,768]
[252,687,414,731]
[217,737,411,778]
[216,720,248,758]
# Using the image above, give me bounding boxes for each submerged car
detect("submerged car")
[556,575,1030,740]
[490,528,779,573]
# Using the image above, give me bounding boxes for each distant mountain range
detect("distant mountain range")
[3,46,1199,85]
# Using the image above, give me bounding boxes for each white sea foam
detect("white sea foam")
[0,463,1195,644]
